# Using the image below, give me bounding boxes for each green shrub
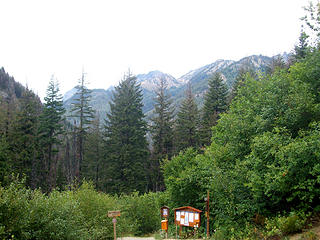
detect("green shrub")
[120,191,162,236]
[28,189,87,240]
[0,179,165,239]
[265,212,306,238]
[73,182,117,239]
[0,178,31,239]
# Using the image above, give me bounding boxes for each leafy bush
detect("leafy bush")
[120,191,162,236]
[73,182,117,239]
[245,124,320,213]
[265,213,306,238]
[163,148,212,209]
[0,178,31,239]
[28,189,87,240]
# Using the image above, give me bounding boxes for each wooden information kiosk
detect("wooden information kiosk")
[174,206,202,237]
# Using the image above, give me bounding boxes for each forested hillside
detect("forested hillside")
[0,2,320,239]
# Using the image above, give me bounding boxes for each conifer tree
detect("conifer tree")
[230,67,256,101]
[9,88,42,187]
[175,82,200,153]
[104,72,148,193]
[0,137,10,183]
[70,71,95,179]
[38,76,65,190]
[200,73,228,146]
[293,31,310,61]
[83,116,103,190]
[149,77,175,191]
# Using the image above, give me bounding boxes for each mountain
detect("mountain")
[0,67,42,132]
[167,55,273,108]
[63,88,113,123]
[63,87,78,102]
[136,70,182,91]
[178,59,235,85]
[136,71,183,113]
[63,54,275,121]
[0,67,27,102]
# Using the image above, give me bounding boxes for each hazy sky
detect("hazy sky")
[0,0,308,99]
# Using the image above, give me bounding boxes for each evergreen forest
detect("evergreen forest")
[0,3,320,240]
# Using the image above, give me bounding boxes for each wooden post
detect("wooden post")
[206,190,210,238]
[176,224,178,240]
[165,217,168,239]
[108,211,121,240]
[112,217,117,240]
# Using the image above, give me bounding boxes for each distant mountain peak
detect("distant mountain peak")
[136,70,181,91]
[63,87,78,102]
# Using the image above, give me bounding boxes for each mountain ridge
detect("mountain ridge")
[62,54,277,121]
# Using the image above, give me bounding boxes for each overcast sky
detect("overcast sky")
[0,0,308,99]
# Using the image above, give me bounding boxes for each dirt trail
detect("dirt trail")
[117,238,155,240]
[290,222,320,240]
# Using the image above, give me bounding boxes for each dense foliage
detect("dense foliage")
[0,178,164,239]
[162,47,320,238]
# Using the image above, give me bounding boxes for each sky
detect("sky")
[0,0,309,99]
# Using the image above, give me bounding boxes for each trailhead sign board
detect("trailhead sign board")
[174,206,202,228]
[161,206,170,218]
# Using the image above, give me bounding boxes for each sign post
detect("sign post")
[112,217,117,240]
[161,206,170,239]
[206,191,210,238]
[108,211,121,240]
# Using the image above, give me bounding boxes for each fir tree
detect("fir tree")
[175,82,200,153]
[293,30,310,61]
[230,67,256,101]
[104,72,148,194]
[70,71,95,179]
[149,77,175,191]
[83,116,103,190]
[9,88,42,187]
[200,73,228,146]
[38,76,65,190]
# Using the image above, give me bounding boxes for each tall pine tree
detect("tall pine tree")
[104,72,148,194]
[70,71,95,180]
[175,82,200,153]
[293,31,310,61]
[149,77,175,191]
[200,73,228,146]
[38,76,65,190]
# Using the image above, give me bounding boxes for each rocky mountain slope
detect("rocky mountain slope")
[136,70,182,91]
